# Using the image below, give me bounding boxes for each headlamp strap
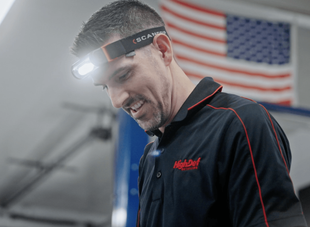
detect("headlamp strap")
[103,26,169,61]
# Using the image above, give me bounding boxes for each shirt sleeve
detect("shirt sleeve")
[225,103,307,227]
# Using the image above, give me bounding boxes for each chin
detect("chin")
[136,110,165,131]
[138,120,160,132]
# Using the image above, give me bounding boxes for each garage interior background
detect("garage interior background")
[0,0,309,227]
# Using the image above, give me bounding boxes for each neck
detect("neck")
[159,60,195,133]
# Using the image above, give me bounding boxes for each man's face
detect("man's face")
[91,36,173,131]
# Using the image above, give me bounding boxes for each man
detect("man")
[71,0,307,226]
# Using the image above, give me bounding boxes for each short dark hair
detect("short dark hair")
[71,0,165,58]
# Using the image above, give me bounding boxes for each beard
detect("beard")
[136,101,167,131]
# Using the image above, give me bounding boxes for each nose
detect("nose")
[107,86,129,109]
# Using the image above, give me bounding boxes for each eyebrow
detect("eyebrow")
[93,66,132,86]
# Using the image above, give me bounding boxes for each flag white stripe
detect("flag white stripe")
[221,86,293,102]
[161,0,226,27]
[163,11,226,40]
[174,44,292,75]
[170,29,226,54]
[188,78,293,102]
[179,60,292,89]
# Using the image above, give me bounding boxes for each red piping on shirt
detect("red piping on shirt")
[137,209,140,227]
[241,96,257,103]
[259,105,291,177]
[145,141,154,147]
[207,104,270,227]
[241,99,290,176]
[188,85,223,111]
[241,100,290,177]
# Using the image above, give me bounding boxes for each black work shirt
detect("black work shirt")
[137,77,307,227]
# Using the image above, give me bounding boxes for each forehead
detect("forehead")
[93,35,131,77]
[93,58,135,86]
[90,56,132,86]
[92,33,153,83]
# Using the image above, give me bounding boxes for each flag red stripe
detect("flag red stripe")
[185,72,292,92]
[172,39,226,57]
[161,5,225,30]
[177,54,291,79]
[264,100,292,106]
[167,22,226,44]
[169,0,225,17]
[242,97,292,106]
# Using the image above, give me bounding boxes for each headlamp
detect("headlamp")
[71,26,169,79]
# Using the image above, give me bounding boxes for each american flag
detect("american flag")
[160,0,295,105]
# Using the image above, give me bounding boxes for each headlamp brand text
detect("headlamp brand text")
[173,158,201,171]
[133,31,167,44]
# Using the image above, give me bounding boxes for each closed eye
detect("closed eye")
[118,68,133,82]
[118,72,129,81]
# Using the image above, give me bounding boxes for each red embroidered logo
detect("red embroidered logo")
[173,158,201,171]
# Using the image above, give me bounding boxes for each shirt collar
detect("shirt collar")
[146,77,222,137]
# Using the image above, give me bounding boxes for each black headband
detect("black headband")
[71,26,169,79]
[104,26,169,61]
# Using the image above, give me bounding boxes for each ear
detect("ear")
[152,33,173,66]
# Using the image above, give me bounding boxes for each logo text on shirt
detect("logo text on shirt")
[173,158,201,171]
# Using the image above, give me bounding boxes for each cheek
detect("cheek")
[134,59,172,101]
[150,78,172,110]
